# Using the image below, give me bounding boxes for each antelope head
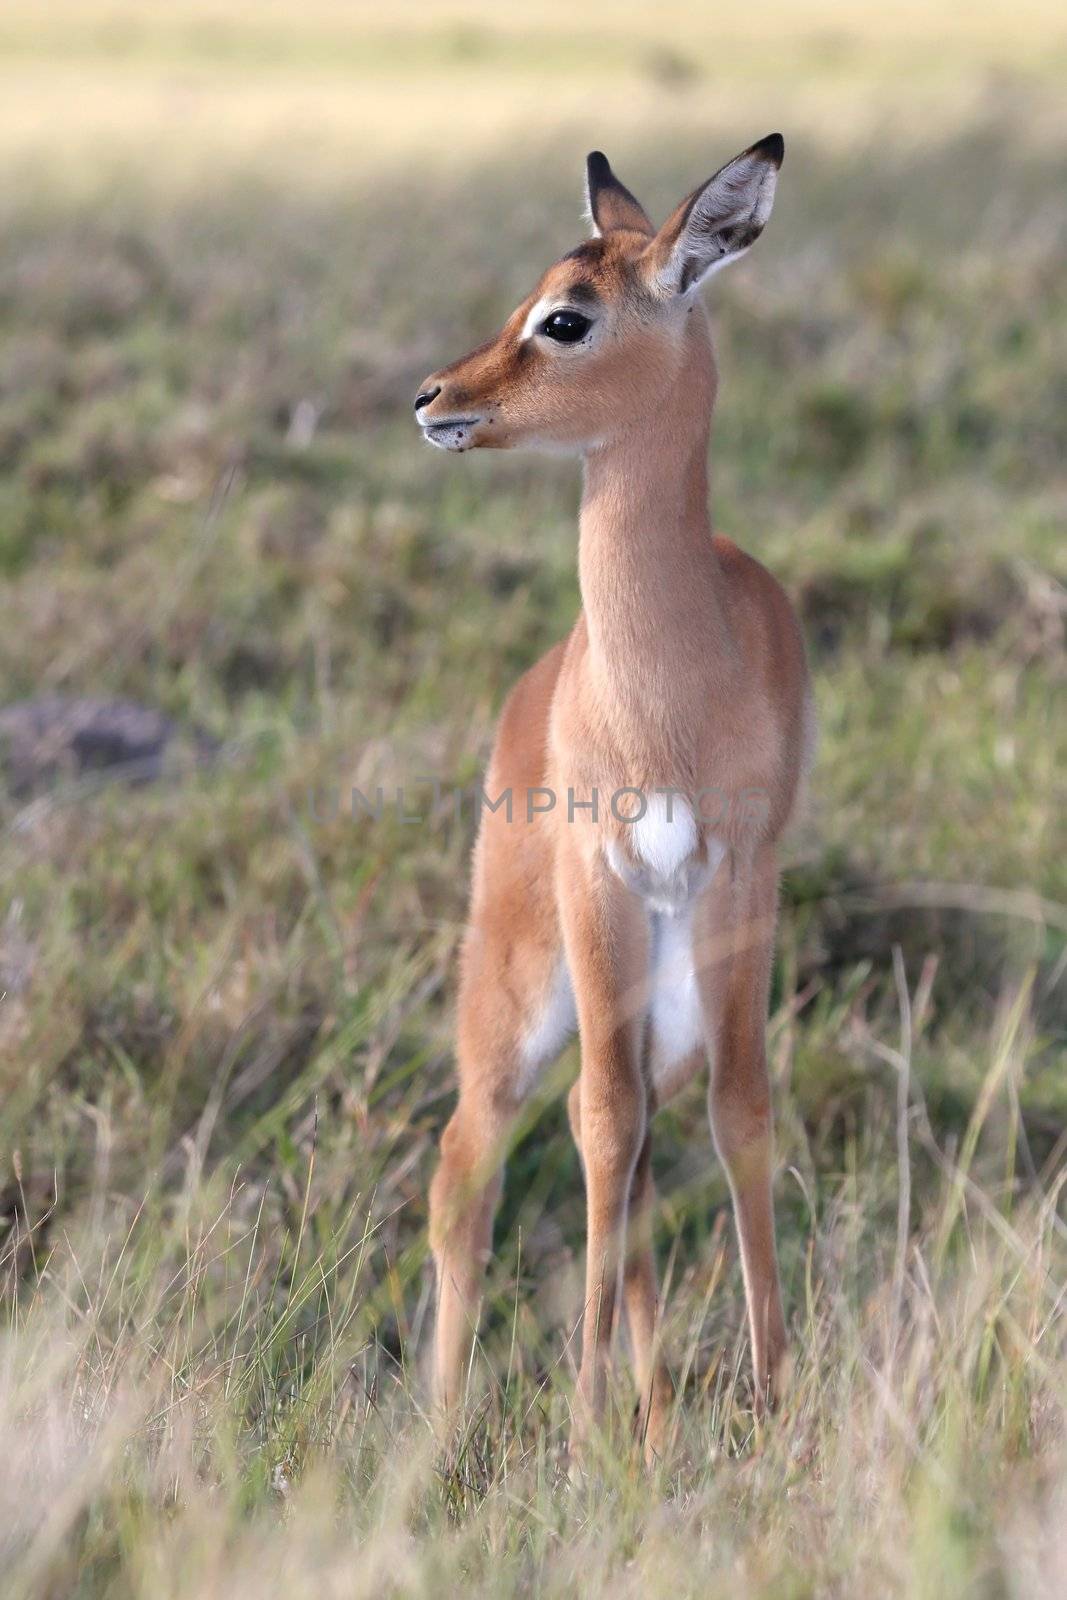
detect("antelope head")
[414,133,783,455]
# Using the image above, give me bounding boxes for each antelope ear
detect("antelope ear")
[584,151,654,238]
[641,133,783,296]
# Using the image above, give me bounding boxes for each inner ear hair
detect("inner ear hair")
[649,133,784,294]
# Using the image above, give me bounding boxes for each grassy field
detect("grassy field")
[1,3,1066,1595]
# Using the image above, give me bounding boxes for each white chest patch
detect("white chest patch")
[607,797,723,915]
[631,794,698,880]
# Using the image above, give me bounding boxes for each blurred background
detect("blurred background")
[0,3,1065,1594]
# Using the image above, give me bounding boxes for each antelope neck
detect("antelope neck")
[577,317,737,737]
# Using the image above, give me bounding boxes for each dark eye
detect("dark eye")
[539,310,592,343]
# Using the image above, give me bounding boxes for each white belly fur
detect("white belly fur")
[518,913,708,1100]
[648,907,704,1086]
[518,955,577,1093]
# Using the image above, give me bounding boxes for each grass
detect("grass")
[0,2,1065,1594]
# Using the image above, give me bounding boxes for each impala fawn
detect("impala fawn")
[415,134,812,1461]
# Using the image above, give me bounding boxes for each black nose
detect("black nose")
[414,384,441,413]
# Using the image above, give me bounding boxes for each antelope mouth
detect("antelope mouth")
[420,417,481,451]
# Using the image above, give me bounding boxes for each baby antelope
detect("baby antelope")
[415,134,811,1462]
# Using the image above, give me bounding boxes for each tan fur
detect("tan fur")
[417,136,809,1463]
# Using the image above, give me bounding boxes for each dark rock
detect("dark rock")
[0,695,219,797]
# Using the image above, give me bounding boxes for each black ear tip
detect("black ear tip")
[586,150,612,183]
[756,132,785,167]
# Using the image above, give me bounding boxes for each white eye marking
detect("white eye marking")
[521,297,554,342]
[520,298,596,344]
